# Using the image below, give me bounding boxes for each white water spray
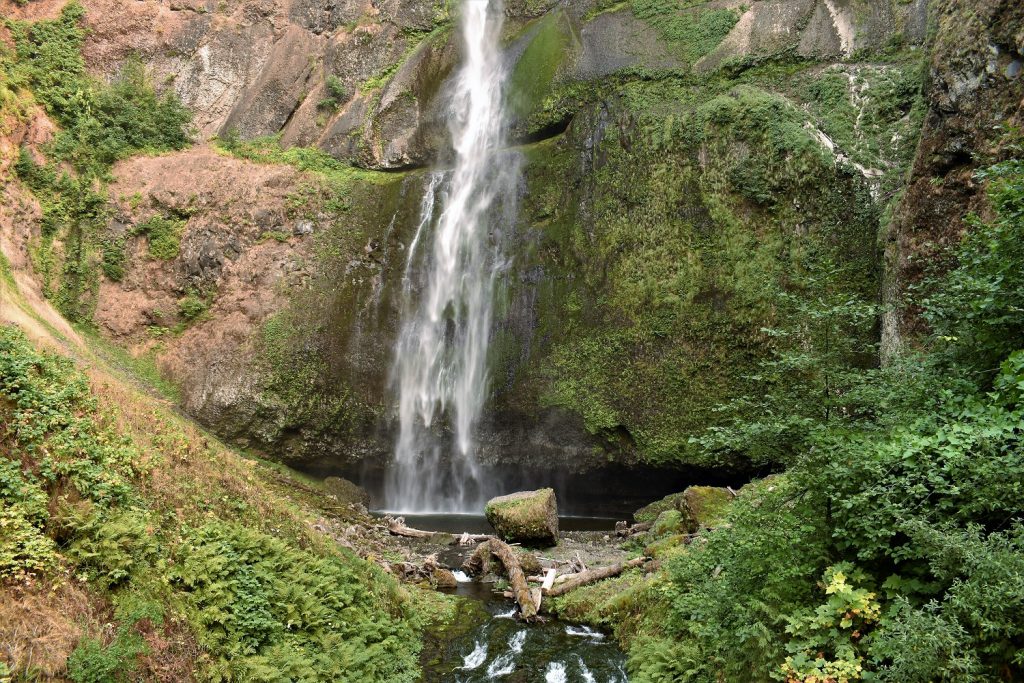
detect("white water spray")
[385,0,519,512]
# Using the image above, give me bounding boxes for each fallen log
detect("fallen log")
[462,541,491,576]
[460,537,539,621]
[543,557,646,598]
[487,536,539,621]
[455,531,493,546]
[386,517,435,539]
[386,518,492,544]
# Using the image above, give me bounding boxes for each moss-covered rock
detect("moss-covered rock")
[650,509,684,537]
[636,485,733,532]
[644,533,688,560]
[484,488,559,546]
[323,476,370,507]
[682,485,732,529]
[634,492,686,524]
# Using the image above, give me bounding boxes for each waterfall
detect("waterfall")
[384,0,519,513]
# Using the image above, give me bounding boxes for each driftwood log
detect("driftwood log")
[386,517,435,539]
[543,557,646,598]
[385,518,491,545]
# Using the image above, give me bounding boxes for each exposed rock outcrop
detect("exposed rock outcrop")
[881,0,1024,358]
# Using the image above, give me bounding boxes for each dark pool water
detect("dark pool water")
[376,513,624,535]
[423,578,629,682]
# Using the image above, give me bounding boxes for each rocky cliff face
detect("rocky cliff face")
[881,0,1024,357]
[4,0,1020,490]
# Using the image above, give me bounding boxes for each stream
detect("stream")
[414,515,630,682]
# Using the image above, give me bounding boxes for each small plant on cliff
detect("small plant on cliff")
[318,74,348,111]
[177,290,210,323]
[131,214,184,260]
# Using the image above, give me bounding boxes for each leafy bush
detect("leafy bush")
[631,0,738,63]
[6,3,88,126]
[8,6,192,174]
[49,57,192,173]
[0,326,136,506]
[923,157,1024,378]
[628,156,1024,681]
[65,509,159,587]
[177,291,209,322]
[318,74,348,110]
[779,564,882,682]
[132,215,184,260]
[100,235,128,281]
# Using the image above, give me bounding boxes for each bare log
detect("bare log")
[453,531,493,546]
[386,518,492,545]
[386,517,435,539]
[544,557,646,598]
[541,568,556,591]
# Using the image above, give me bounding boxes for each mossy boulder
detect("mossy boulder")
[484,488,558,546]
[682,486,732,529]
[635,492,686,524]
[644,533,688,560]
[651,509,684,537]
[430,567,458,589]
[635,485,733,533]
[323,476,370,507]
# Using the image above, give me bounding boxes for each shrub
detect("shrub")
[67,630,147,683]
[177,291,209,322]
[65,509,159,588]
[132,215,184,260]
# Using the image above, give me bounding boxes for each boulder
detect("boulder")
[484,488,558,546]
[651,509,684,537]
[323,476,370,507]
[430,567,458,589]
[634,492,685,524]
[634,485,734,533]
[681,486,732,529]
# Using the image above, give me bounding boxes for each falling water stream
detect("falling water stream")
[385,0,520,513]
[382,3,630,676]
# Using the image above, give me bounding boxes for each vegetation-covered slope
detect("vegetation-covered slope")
[0,309,439,681]
[551,149,1024,681]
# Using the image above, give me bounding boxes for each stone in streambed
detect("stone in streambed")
[430,568,458,589]
[485,488,558,546]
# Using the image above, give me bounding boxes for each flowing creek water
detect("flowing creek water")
[413,516,630,682]
[424,578,629,682]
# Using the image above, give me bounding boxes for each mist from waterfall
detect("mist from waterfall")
[384,0,520,513]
